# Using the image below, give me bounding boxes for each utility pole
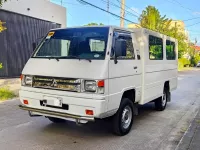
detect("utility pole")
[120,0,125,27]
[61,0,63,6]
[107,0,109,12]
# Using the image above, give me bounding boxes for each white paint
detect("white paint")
[1,0,66,27]
[19,26,178,126]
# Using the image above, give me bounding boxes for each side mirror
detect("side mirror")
[114,39,127,64]
[32,42,37,51]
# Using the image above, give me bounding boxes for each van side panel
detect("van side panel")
[139,30,178,105]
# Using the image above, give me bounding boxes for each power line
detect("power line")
[166,0,194,16]
[183,16,200,22]
[116,0,140,16]
[100,0,139,18]
[187,21,200,27]
[76,0,138,24]
[51,0,82,6]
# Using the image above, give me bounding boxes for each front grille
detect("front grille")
[32,76,81,92]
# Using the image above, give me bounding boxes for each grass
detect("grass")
[0,87,16,101]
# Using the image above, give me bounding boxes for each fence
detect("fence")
[0,9,61,77]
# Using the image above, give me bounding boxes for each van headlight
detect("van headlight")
[84,80,104,94]
[21,75,33,86]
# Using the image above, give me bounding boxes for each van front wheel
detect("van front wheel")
[112,98,134,136]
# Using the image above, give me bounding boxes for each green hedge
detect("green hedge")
[0,87,16,101]
[178,58,190,69]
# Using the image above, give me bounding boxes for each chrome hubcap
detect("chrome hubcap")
[121,106,132,129]
[162,92,167,107]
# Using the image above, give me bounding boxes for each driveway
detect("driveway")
[1,70,200,150]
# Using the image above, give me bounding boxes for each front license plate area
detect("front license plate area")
[41,96,63,107]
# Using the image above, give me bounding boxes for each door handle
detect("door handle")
[134,66,137,69]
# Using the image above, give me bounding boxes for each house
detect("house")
[0,0,66,77]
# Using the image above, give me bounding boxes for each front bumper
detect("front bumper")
[19,105,95,121]
[19,88,107,119]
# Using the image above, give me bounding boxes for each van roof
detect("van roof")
[51,26,177,41]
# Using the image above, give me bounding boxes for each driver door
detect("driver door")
[108,30,142,112]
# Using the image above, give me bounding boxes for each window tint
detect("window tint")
[149,35,163,60]
[166,40,176,60]
[33,27,109,60]
[118,35,135,59]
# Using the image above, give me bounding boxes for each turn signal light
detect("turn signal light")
[85,109,94,115]
[20,74,23,81]
[23,100,29,105]
[97,80,104,87]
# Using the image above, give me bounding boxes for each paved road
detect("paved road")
[1,70,200,150]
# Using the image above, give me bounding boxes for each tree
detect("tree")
[0,20,7,32]
[85,23,104,26]
[0,0,7,7]
[139,6,172,33]
[0,63,3,69]
[139,6,188,58]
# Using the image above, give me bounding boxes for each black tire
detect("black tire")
[112,98,134,136]
[48,117,66,123]
[155,87,169,111]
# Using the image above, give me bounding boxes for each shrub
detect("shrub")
[178,58,190,69]
[0,87,16,101]
[0,63,3,69]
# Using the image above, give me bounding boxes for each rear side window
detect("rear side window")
[149,35,163,60]
[166,40,176,60]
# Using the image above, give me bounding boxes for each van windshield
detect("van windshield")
[32,27,109,60]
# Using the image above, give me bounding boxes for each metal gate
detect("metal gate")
[0,10,61,77]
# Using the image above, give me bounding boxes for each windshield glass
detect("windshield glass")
[32,27,109,60]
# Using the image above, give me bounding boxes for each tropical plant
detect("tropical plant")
[139,6,188,58]
[85,23,104,26]
[0,20,7,32]
[0,0,7,6]
[0,63,3,69]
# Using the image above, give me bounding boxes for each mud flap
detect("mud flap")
[167,92,171,102]
[133,103,139,116]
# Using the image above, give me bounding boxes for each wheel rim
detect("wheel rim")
[162,92,167,107]
[121,106,132,129]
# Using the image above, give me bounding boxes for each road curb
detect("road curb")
[175,109,199,150]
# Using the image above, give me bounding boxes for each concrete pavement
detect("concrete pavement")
[176,107,200,150]
[1,70,200,150]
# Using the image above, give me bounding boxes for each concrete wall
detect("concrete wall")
[1,0,66,27]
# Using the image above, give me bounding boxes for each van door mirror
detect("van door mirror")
[114,39,127,64]
[32,42,37,51]
[115,39,127,57]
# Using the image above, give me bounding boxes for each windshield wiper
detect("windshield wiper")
[45,56,59,61]
[60,56,92,63]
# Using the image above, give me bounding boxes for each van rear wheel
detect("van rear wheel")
[112,98,134,136]
[48,117,66,123]
[155,88,169,111]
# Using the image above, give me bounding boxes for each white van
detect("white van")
[19,26,178,136]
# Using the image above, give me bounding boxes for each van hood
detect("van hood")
[22,58,108,79]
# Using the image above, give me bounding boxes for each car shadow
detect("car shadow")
[40,102,158,137]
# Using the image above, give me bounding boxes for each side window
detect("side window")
[166,40,176,60]
[149,35,163,60]
[117,35,135,59]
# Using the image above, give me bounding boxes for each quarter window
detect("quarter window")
[166,40,176,60]
[149,35,163,60]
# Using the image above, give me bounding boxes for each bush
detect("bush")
[178,58,190,69]
[0,87,16,101]
[0,63,3,69]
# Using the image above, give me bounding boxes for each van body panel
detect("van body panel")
[19,26,178,122]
